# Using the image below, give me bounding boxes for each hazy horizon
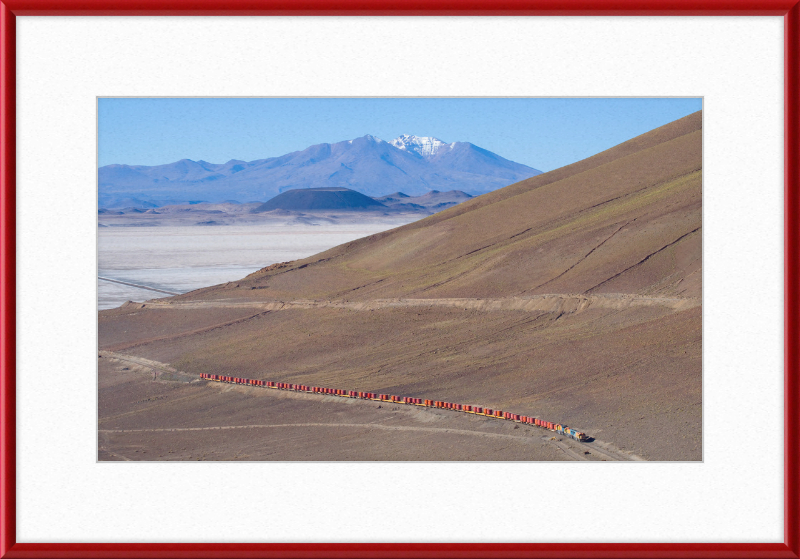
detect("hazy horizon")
[99,98,702,171]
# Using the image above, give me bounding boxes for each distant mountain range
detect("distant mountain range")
[373,190,473,213]
[98,134,541,208]
[97,189,476,229]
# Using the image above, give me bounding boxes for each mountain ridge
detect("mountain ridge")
[99,135,541,206]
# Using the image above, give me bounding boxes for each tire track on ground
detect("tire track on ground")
[586,227,701,293]
[98,276,182,296]
[530,219,635,292]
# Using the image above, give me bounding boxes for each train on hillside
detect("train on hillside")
[199,373,589,442]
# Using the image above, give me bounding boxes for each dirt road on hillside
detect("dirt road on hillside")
[132,293,700,314]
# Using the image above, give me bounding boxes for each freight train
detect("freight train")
[199,373,589,442]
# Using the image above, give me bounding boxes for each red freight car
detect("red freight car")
[198,376,587,441]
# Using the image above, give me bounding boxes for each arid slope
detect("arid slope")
[99,112,702,461]
[182,111,701,302]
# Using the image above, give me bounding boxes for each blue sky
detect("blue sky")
[98,98,702,172]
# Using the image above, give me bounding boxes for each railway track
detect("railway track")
[202,373,597,443]
[99,351,642,461]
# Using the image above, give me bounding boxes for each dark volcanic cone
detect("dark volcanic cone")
[254,187,386,212]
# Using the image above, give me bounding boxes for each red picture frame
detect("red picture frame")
[1,2,798,558]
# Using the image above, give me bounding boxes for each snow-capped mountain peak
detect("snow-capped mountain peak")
[389,135,451,158]
[99,133,543,205]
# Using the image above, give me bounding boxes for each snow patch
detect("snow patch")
[389,135,451,158]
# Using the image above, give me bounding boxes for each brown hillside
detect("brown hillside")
[99,112,702,461]
[181,111,701,303]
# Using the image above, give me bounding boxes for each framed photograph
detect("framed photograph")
[1,2,798,557]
